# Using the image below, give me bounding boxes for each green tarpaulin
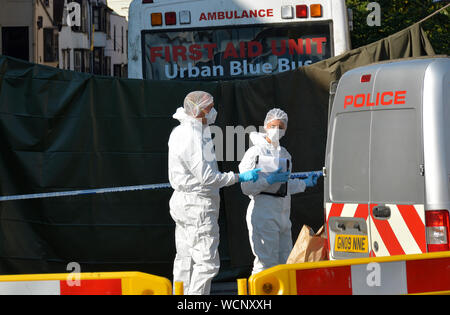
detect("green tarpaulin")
[0,23,435,280]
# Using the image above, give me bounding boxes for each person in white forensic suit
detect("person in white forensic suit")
[168,91,265,295]
[239,108,319,274]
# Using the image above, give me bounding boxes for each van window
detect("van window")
[330,112,370,202]
[370,109,424,204]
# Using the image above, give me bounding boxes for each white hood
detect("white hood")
[173,107,201,125]
[249,131,280,150]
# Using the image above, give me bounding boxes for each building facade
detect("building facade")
[0,0,127,77]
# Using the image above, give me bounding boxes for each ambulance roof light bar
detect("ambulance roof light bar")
[165,12,176,25]
[310,4,322,17]
[179,10,191,25]
[282,4,323,19]
[296,5,308,18]
[151,12,162,26]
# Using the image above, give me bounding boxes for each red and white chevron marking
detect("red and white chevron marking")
[0,279,122,295]
[295,254,450,295]
[326,203,426,257]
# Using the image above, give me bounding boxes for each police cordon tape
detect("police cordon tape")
[0,171,322,202]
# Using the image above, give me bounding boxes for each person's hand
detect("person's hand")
[304,173,320,188]
[266,168,290,185]
[239,168,262,183]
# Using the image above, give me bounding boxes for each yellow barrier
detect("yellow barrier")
[0,272,172,295]
[248,251,450,295]
[174,281,184,295]
[237,278,248,295]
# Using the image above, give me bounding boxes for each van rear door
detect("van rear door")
[368,63,427,257]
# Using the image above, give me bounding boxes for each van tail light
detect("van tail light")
[426,210,450,252]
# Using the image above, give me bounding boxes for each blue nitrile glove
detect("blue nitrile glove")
[239,168,262,183]
[304,173,320,188]
[266,168,291,185]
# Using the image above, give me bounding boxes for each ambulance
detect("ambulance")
[324,57,450,260]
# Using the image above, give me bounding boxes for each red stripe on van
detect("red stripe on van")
[328,203,344,219]
[353,204,369,220]
[397,205,426,253]
[370,204,405,256]
[326,204,345,252]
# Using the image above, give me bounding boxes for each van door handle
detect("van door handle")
[373,205,391,218]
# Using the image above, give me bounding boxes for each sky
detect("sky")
[107,0,133,19]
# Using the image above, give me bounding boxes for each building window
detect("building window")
[84,50,91,73]
[113,64,122,77]
[93,6,107,32]
[121,26,124,54]
[114,25,116,51]
[106,11,111,38]
[93,47,104,75]
[62,49,71,70]
[93,7,100,31]
[44,28,58,62]
[74,49,82,72]
[104,56,111,76]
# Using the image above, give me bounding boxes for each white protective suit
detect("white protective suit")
[168,106,237,295]
[239,131,306,274]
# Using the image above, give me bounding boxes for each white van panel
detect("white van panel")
[446,72,450,201]
[423,59,450,211]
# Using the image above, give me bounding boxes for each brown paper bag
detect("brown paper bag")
[286,225,328,264]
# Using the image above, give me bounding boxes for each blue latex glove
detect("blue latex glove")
[266,168,291,185]
[239,168,262,183]
[304,173,320,188]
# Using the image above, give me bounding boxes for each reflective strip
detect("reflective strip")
[0,279,122,295]
[60,279,122,295]
[370,204,405,256]
[295,256,450,295]
[397,205,426,253]
[0,281,60,295]
[326,202,426,257]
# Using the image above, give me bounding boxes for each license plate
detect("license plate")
[334,234,368,253]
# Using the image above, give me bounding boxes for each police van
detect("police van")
[324,57,450,259]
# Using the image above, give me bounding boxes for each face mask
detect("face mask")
[205,107,217,125]
[266,128,286,145]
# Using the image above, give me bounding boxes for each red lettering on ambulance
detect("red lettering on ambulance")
[224,42,238,59]
[288,39,303,55]
[172,46,187,61]
[312,37,327,54]
[150,46,163,63]
[189,44,202,61]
